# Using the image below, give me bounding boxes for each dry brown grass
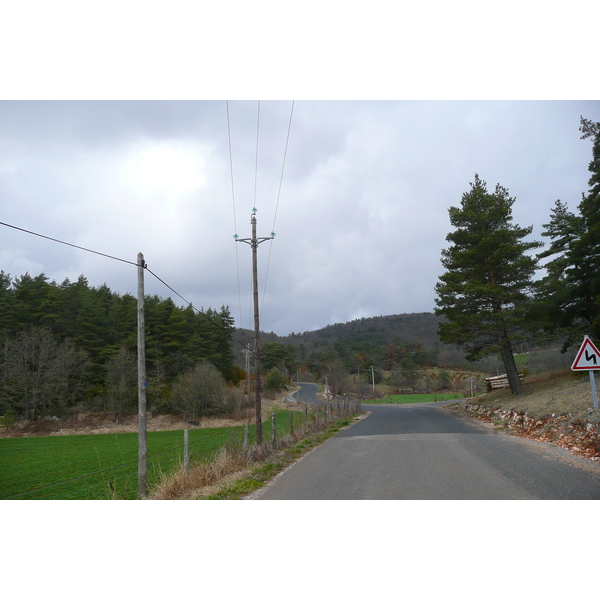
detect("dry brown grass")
[150,430,308,500]
[471,366,599,421]
[451,367,600,461]
[0,389,306,438]
[151,401,365,500]
[152,447,254,500]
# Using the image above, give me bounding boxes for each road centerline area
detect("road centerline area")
[250,402,600,500]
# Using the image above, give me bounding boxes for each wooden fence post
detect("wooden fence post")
[243,420,249,455]
[271,412,276,450]
[184,428,189,474]
[289,411,294,435]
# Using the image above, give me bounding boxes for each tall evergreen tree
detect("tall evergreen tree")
[535,116,600,345]
[0,271,15,337]
[434,175,542,394]
[534,199,585,348]
[571,117,600,338]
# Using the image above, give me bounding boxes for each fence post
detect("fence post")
[243,420,249,455]
[271,412,276,450]
[184,428,189,474]
[289,411,294,435]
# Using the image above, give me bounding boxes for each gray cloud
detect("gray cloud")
[1,100,599,335]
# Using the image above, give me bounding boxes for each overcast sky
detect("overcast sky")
[1,100,599,335]
[3,0,598,576]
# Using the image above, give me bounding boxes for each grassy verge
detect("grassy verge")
[0,408,306,500]
[450,367,598,421]
[447,367,600,461]
[151,414,364,500]
[364,393,464,405]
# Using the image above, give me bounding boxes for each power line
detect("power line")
[261,100,295,318]
[272,100,295,235]
[0,221,137,266]
[227,100,244,330]
[253,100,261,210]
[145,267,254,355]
[226,101,238,236]
[0,219,252,355]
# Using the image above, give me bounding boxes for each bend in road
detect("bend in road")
[251,402,600,500]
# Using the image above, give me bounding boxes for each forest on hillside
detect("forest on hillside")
[0,269,511,423]
[234,313,541,380]
[0,272,239,421]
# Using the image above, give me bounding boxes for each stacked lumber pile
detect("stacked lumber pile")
[483,373,524,391]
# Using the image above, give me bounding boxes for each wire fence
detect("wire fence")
[0,400,362,500]
[0,425,243,500]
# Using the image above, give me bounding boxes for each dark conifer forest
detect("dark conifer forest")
[0,272,237,419]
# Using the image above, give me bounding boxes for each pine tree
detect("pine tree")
[0,271,15,337]
[571,117,600,338]
[435,175,542,394]
[534,199,585,348]
[535,116,600,345]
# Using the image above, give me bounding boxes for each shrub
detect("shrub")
[170,361,227,420]
[264,368,287,392]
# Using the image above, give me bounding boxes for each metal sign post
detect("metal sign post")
[571,335,600,411]
[590,371,599,412]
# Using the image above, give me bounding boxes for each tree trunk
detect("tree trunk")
[499,341,521,395]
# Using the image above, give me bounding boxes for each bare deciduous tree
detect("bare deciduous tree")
[170,361,226,421]
[0,327,91,419]
[104,346,137,418]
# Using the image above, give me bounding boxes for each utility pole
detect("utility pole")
[137,252,147,499]
[235,208,274,445]
[370,366,375,394]
[242,345,252,408]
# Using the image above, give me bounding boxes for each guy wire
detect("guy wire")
[260,100,295,319]
[226,100,244,330]
[253,100,260,210]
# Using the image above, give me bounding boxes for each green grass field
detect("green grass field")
[0,410,302,500]
[364,393,464,405]
[514,353,529,369]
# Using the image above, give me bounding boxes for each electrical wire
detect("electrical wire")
[271,100,294,236]
[0,219,254,355]
[253,100,261,210]
[227,100,244,330]
[0,221,138,266]
[145,267,254,355]
[260,100,295,319]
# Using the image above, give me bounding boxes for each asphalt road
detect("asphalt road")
[251,401,600,500]
[291,382,323,404]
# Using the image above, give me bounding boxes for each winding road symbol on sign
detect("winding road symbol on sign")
[571,336,600,371]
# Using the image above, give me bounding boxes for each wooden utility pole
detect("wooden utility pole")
[235,208,274,445]
[370,365,375,394]
[243,345,252,407]
[137,252,148,498]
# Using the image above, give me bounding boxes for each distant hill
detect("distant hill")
[232,312,476,370]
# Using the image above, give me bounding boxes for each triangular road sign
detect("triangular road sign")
[571,336,600,370]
